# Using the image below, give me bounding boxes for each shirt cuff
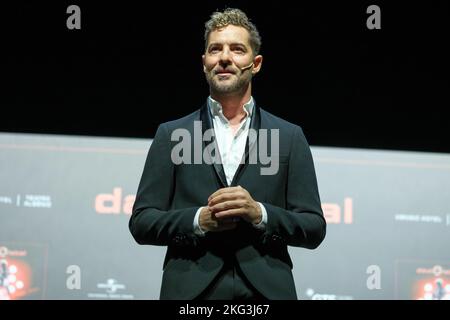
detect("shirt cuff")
[193,207,207,236]
[253,202,268,230]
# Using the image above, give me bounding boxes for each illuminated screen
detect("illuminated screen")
[1,132,449,299]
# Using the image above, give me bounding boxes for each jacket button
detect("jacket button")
[271,234,282,242]
[172,234,181,244]
[173,234,190,246]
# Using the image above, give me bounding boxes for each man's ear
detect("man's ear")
[252,55,263,74]
[202,55,207,73]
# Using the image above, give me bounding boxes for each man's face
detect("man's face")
[203,25,262,95]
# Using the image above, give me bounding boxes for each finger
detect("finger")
[210,200,246,213]
[209,190,248,207]
[208,186,242,202]
[208,192,237,207]
[207,187,232,201]
[214,208,245,219]
[209,211,239,222]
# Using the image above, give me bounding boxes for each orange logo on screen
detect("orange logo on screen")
[414,278,450,300]
[322,197,353,224]
[95,188,135,215]
[0,259,32,300]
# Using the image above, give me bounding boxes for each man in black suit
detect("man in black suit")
[129,8,326,300]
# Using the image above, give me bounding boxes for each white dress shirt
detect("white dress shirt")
[193,96,268,236]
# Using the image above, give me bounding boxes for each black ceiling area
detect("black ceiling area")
[1,1,448,153]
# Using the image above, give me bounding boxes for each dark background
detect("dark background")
[1,1,448,152]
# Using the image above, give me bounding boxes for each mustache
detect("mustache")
[214,67,238,74]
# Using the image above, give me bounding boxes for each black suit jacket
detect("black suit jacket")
[129,101,326,299]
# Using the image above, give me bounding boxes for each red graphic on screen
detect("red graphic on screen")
[413,277,450,300]
[0,258,33,300]
[395,261,450,299]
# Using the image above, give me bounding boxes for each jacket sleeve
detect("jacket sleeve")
[129,124,199,247]
[261,125,326,249]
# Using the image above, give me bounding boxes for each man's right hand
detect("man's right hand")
[199,206,238,232]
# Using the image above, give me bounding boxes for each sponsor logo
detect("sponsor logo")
[416,265,450,277]
[395,214,447,225]
[87,278,134,299]
[0,194,52,209]
[305,288,353,300]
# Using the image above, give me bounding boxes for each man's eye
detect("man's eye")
[210,48,220,53]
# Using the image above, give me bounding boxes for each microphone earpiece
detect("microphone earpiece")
[240,62,254,71]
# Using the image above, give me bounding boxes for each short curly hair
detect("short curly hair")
[204,8,262,56]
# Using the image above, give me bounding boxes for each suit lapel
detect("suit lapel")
[199,101,262,188]
[230,102,261,186]
[200,103,228,188]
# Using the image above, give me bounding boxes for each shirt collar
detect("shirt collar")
[208,96,254,120]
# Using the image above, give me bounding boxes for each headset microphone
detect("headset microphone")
[240,62,254,71]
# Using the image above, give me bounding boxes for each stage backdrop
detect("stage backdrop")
[1,132,449,300]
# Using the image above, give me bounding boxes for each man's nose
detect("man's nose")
[219,48,232,65]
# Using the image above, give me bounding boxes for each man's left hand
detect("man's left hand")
[208,186,262,225]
